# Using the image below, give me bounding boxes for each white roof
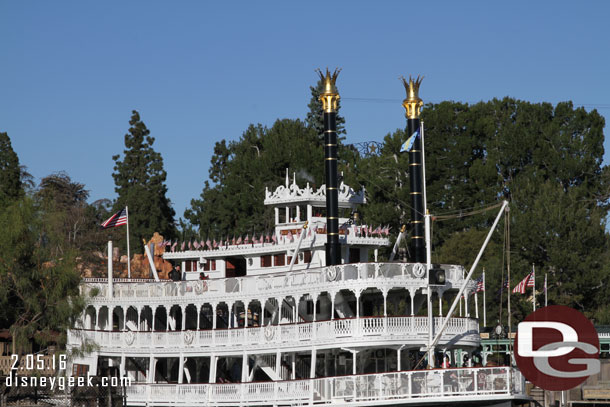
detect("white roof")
[264,178,365,208]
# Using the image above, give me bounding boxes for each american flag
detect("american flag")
[474,276,485,293]
[101,208,127,228]
[513,271,534,294]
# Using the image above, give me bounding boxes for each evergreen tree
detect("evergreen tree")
[112,111,175,252]
[186,119,324,237]
[306,79,346,137]
[0,132,23,205]
[0,197,84,350]
[357,98,609,322]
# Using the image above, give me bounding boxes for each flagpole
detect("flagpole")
[532,264,536,311]
[507,206,511,334]
[126,206,131,279]
[483,269,487,327]
[545,273,548,307]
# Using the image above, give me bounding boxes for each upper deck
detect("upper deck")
[81,262,471,304]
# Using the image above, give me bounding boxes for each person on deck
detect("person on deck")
[169,265,181,281]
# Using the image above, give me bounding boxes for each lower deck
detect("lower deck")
[120,366,527,406]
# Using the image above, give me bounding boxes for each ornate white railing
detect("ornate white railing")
[68,316,479,351]
[123,367,526,406]
[81,262,469,301]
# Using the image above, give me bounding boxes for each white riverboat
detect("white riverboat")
[67,72,529,406]
[68,176,527,406]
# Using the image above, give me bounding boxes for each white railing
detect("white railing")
[81,262,469,301]
[68,316,479,351]
[123,367,526,406]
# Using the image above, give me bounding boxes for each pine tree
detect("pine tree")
[305,79,346,137]
[112,111,175,252]
[0,132,23,205]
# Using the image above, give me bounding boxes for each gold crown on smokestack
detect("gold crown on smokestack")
[401,75,424,119]
[317,67,341,112]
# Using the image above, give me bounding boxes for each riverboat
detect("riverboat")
[67,71,529,406]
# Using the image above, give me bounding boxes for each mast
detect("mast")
[401,76,426,263]
[318,68,342,266]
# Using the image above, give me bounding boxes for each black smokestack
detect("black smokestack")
[318,68,342,266]
[401,75,426,263]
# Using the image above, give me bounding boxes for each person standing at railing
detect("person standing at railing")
[442,354,451,369]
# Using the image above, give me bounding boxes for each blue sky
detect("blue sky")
[1,1,609,220]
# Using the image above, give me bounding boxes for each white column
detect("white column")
[181,306,186,331]
[107,241,113,299]
[178,354,184,384]
[148,357,155,384]
[291,353,296,380]
[352,351,357,375]
[242,352,249,382]
[120,354,126,380]
[383,291,388,317]
[438,290,442,317]
[275,207,279,225]
[410,291,415,317]
[307,205,312,222]
[296,206,300,222]
[276,350,282,379]
[465,293,470,317]
[331,293,335,320]
[374,248,378,263]
[209,355,217,383]
[212,304,217,329]
[475,292,479,319]
[310,349,316,379]
[285,206,290,223]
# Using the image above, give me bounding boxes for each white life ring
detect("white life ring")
[264,325,275,341]
[413,263,426,278]
[125,330,135,346]
[326,267,338,282]
[184,330,194,345]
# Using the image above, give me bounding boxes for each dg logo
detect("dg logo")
[514,305,600,391]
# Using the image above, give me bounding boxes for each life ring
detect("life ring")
[184,330,194,345]
[264,325,275,341]
[326,267,338,282]
[125,330,135,346]
[412,263,425,278]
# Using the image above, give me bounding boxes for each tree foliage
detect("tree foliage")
[421,99,608,322]
[306,78,346,137]
[0,197,85,351]
[185,119,325,238]
[112,111,176,251]
[0,132,23,206]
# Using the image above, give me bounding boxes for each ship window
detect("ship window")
[72,364,89,377]
[274,254,285,267]
[211,259,216,271]
[185,260,198,272]
[261,255,272,267]
[303,250,312,264]
[349,248,360,264]
[203,260,210,271]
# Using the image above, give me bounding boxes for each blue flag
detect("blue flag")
[400,128,420,153]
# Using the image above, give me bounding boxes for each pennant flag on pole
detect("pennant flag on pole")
[101,208,127,228]
[400,128,420,153]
